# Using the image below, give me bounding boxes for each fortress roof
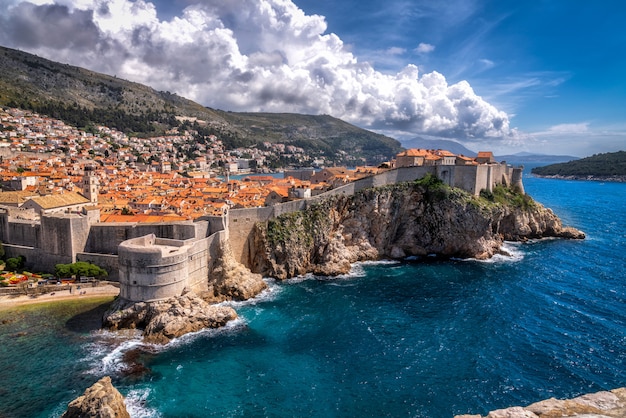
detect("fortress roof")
[25,191,89,210]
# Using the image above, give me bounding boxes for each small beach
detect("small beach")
[0,283,120,310]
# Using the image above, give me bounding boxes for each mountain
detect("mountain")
[0,45,402,164]
[400,137,477,156]
[495,152,579,164]
[531,151,626,179]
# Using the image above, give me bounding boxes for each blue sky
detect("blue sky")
[1,0,624,157]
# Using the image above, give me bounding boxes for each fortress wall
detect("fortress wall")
[228,206,273,265]
[185,238,211,293]
[85,222,198,255]
[2,244,38,267]
[226,166,438,267]
[205,230,227,276]
[194,216,226,236]
[118,234,190,302]
[40,215,81,258]
[76,253,119,281]
[69,215,92,258]
[452,165,483,195]
[6,220,40,247]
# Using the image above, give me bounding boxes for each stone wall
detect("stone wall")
[116,230,225,302]
[76,253,119,281]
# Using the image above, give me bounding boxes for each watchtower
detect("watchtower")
[81,165,99,204]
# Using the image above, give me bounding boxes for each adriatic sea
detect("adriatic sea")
[0,166,624,417]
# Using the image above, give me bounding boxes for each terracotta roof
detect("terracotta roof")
[25,191,89,209]
[0,190,36,205]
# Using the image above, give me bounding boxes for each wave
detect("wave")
[125,388,161,418]
[219,278,283,309]
[81,329,143,374]
[458,242,525,264]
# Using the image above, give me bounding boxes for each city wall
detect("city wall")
[226,164,523,265]
[0,164,522,302]
[117,230,224,302]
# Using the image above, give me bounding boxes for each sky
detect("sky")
[0,0,624,157]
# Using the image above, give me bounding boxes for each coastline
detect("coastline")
[0,284,119,310]
[532,174,626,182]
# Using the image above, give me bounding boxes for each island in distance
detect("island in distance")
[531,150,626,182]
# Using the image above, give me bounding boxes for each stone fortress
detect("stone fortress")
[0,156,523,303]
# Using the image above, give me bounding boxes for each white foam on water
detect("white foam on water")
[165,317,247,348]
[125,388,161,418]
[219,278,283,309]
[466,242,526,264]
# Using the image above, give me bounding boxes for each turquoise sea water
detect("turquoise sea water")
[0,170,624,417]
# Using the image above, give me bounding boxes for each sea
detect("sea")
[0,166,624,418]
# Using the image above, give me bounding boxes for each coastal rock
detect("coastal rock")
[251,181,585,280]
[61,376,129,418]
[455,387,626,418]
[103,292,237,344]
[203,239,267,303]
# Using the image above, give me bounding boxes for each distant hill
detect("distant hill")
[495,152,579,164]
[0,45,402,164]
[400,137,476,156]
[531,151,626,180]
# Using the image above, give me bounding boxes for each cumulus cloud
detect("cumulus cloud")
[415,42,435,54]
[0,0,515,141]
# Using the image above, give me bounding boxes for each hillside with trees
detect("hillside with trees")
[531,151,626,181]
[0,45,402,164]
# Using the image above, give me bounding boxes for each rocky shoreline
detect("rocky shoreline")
[456,387,626,418]
[100,180,584,343]
[63,377,625,418]
[250,180,584,280]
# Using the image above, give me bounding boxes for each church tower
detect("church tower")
[82,165,99,204]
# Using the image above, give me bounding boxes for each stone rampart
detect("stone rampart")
[76,253,120,281]
[0,163,522,297]
[116,230,225,302]
[84,221,199,254]
[118,234,192,302]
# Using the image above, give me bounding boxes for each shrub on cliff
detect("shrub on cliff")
[480,185,535,209]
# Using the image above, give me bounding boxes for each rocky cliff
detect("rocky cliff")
[103,290,237,344]
[61,376,129,418]
[455,387,626,418]
[251,178,584,280]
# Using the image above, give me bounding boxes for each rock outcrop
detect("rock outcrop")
[455,387,626,418]
[61,376,129,418]
[251,180,585,280]
[202,239,267,303]
[103,291,237,344]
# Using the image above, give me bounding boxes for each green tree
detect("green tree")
[6,256,25,271]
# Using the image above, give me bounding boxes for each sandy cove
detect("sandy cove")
[0,283,119,310]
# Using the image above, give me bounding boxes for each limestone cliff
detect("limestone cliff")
[103,291,237,344]
[455,387,626,418]
[61,376,129,418]
[202,239,268,303]
[251,178,584,280]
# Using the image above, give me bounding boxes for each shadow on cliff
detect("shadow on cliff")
[64,300,116,333]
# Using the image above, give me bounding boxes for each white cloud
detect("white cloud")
[415,42,435,54]
[0,0,516,141]
[547,123,589,134]
[386,47,406,56]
